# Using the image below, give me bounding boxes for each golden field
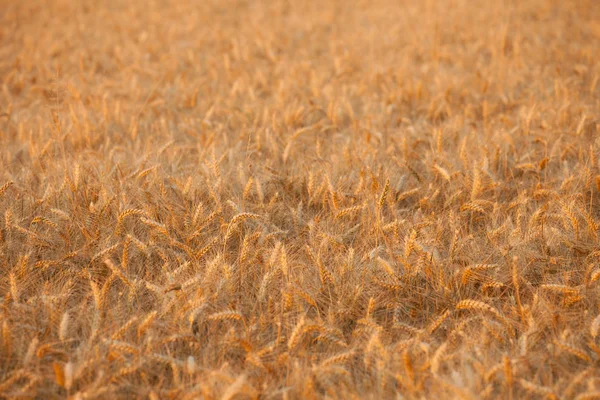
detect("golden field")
[1,0,600,398]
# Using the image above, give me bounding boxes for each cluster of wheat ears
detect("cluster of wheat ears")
[1,0,599,398]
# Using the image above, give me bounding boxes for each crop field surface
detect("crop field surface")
[1,0,600,398]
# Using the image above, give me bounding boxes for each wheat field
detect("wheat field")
[1,0,599,398]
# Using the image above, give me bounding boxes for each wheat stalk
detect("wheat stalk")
[0,181,13,199]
